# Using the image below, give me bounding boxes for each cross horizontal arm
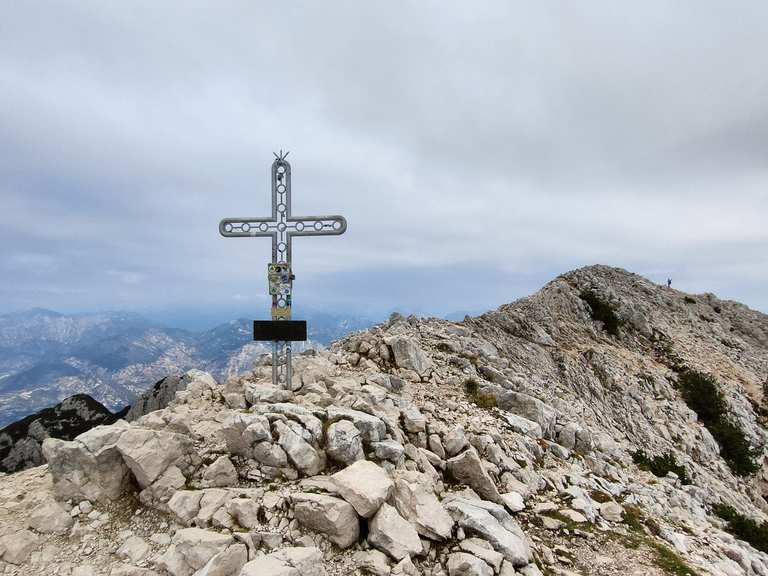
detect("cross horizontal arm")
[287,215,347,237]
[220,217,279,237]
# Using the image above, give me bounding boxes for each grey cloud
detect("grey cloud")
[1,1,767,320]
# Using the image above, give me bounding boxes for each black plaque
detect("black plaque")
[253,320,307,342]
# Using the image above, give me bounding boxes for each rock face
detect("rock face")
[2,266,768,576]
[125,374,185,421]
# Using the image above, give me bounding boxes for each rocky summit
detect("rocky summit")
[1,265,768,576]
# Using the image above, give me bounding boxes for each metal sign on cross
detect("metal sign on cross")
[219,150,347,388]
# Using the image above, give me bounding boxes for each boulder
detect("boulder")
[43,424,131,503]
[500,492,525,513]
[392,471,453,540]
[221,413,271,458]
[353,549,391,576]
[0,529,39,565]
[446,449,502,504]
[156,528,233,576]
[368,503,422,561]
[325,420,365,465]
[599,501,623,522]
[490,391,557,439]
[388,337,431,375]
[458,539,503,572]
[27,499,74,534]
[332,460,393,518]
[326,407,387,444]
[401,406,426,433]
[501,414,543,439]
[226,498,261,529]
[116,428,197,488]
[443,426,469,457]
[168,490,204,526]
[274,420,325,476]
[444,498,531,567]
[447,552,493,576]
[240,546,325,576]
[202,455,238,488]
[116,536,150,563]
[292,493,360,548]
[372,440,405,462]
[245,383,293,404]
[196,542,247,576]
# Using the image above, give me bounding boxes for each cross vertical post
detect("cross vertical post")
[219,151,347,388]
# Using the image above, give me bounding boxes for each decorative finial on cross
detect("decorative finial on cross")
[219,153,347,388]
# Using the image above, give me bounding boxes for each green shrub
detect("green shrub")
[684,296,696,304]
[580,290,622,337]
[632,450,690,485]
[678,370,759,476]
[713,504,768,554]
[463,377,497,410]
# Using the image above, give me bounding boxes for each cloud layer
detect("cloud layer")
[1,1,767,321]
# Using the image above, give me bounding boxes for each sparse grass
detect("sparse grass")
[632,450,690,485]
[678,369,759,476]
[589,490,613,504]
[649,540,699,576]
[623,504,646,533]
[713,504,768,554]
[580,290,623,337]
[463,377,497,410]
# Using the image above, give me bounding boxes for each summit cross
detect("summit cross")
[219,151,347,388]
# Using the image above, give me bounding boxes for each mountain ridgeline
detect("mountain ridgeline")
[0,309,373,428]
[1,265,767,575]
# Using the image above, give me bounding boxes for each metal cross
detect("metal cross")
[219,151,347,388]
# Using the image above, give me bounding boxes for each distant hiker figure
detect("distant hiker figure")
[667,278,672,288]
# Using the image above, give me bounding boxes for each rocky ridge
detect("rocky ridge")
[0,265,767,576]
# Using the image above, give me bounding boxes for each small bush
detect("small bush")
[463,378,497,410]
[678,370,759,476]
[463,378,479,396]
[580,290,622,337]
[632,450,690,485]
[713,504,768,554]
[473,393,497,409]
[684,296,696,304]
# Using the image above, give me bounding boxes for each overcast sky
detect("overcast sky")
[1,1,767,326]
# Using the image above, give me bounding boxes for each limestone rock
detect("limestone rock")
[444,498,532,567]
[274,420,325,476]
[332,460,393,518]
[447,552,493,576]
[443,426,469,457]
[0,529,39,565]
[27,499,74,534]
[240,546,325,576]
[599,501,623,522]
[500,492,525,513]
[116,535,149,563]
[388,337,431,375]
[43,424,131,503]
[392,471,453,540]
[326,407,387,444]
[446,449,502,504]
[116,428,197,488]
[196,542,247,576]
[292,493,360,548]
[354,549,392,576]
[156,528,233,576]
[325,420,365,465]
[202,455,238,488]
[368,503,422,561]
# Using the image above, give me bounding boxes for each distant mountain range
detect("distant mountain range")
[0,308,373,428]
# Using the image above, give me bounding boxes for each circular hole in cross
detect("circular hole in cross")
[278,223,286,232]
[259,223,268,232]
[224,223,233,233]
[314,221,323,231]
[277,203,286,212]
[241,223,251,232]
[296,222,305,231]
